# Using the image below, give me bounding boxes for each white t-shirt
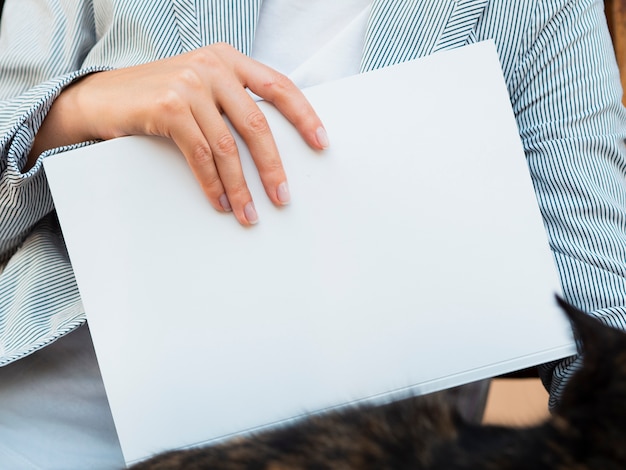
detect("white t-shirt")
[252,0,372,88]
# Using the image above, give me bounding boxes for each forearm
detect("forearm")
[0,66,111,258]
[0,0,97,257]
[510,0,626,406]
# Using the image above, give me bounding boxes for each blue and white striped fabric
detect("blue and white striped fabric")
[1,0,625,408]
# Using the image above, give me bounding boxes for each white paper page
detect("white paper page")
[44,41,576,466]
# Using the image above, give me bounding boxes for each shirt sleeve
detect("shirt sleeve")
[508,0,626,408]
[0,0,104,262]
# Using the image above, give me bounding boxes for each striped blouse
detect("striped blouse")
[1,0,625,409]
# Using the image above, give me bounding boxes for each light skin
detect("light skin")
[29,42,329,226]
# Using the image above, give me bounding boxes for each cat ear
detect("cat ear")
[555,295,610,355]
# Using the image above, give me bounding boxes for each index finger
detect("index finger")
[235,59,330,151]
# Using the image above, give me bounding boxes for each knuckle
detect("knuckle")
[155,70,203,113]
[214,133,238,156]
[196,43,237,69]
[263,158,283,175]
[174,67,203,90]
[200,173,222,194]
[210,42,236,54]
[265,72,293,93]
[256,154,283,175]
[244,110,270,136]
[189,143,213,166]
[155,89,187,115]
[286,107,306,128]
[192,49,221,71]
[225,181,248,199]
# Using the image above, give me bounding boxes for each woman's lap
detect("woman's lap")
[0,324,125,469]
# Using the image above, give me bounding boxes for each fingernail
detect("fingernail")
[316,126,329,149]
[244,201,259,225]
[277,181,290,205]
[219,193,232,212]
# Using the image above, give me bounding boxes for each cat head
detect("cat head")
[553,296,626,461]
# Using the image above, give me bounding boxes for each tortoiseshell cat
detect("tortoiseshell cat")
[132,297,626,469]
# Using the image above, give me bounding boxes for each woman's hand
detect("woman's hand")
[32,43,329,225]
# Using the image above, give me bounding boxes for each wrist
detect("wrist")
[27,74,103,170]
